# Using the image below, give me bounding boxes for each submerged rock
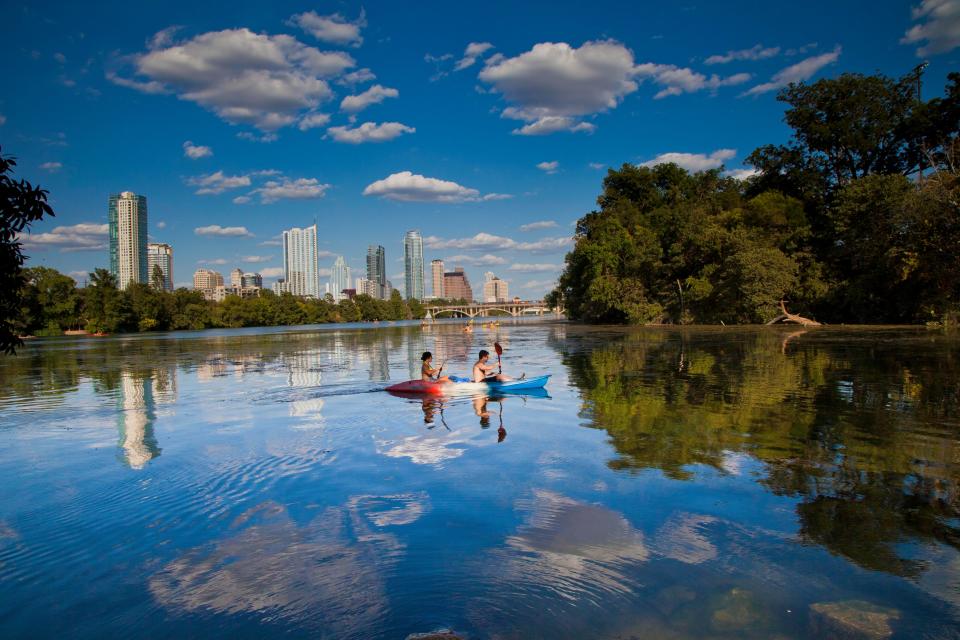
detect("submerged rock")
[406,631,465,640]
[809,600,900,640]
[709,587,771,633]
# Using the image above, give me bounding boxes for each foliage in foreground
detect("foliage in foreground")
[551,72,960,325]
[14,266,427,337]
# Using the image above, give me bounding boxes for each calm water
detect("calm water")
[0,322,958,639]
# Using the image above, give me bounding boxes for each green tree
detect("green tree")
[83,268,132,333]
[151,263,166,291]
[21,266,81,335]
[0,146,56,352]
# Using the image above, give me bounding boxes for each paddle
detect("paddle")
[494,342,503,374]
[435,361,445,380]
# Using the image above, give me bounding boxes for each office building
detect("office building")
[403,230,424,301]
[431,259,445,299]
[483,272,509,303]
[281,224,320,298]
[193,268,224,300]
[242,272,263,289]
[146,243,174,292]
[230,268,243,288]
[366,245,386,299]
[443,267,473,301]
[109,191,148,289]
[330,256,351,302]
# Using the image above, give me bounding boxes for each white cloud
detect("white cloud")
[187,170,251,195]
[340,84,399,112]
[39,162,62,172]
[705,44,780,65]
[199,258,229,265]
[518,278,558,294]
[326,121,415,144]
[743,46,841,96]
[259,266,285,278]
[479,40,640,134]
[725,168,760,180]
[259,239,283,246]
[183,140,212,159]
[237,131,279,143]
[509,263,561,273]
[288,9,366,47]
[455,42,494,71]
[511,116,596,136]
[156,221,167,229]
[363,171,508,203]
[589,162,605,170]
[110,28,354,130]
[19,223,108,252]
[298,112,331,131]
[903,0,960,56]
[635,63,751,99]
[241,255,272,263]
[233,196,252,205]
[337,68,376,86]
[536,161,559,174]
[443,254,508,266]
[251,177,329,204]
[520,220,557,231]
[426,232,571,253]
[68,270,88,282]
[641,149,737,172]
[194,225,253,237]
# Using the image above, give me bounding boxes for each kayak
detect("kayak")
[386,375,550,395]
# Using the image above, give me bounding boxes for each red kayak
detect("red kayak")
[385,379,448,394]
[385,375,550,395]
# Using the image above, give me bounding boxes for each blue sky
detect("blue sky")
[3,0,958,297]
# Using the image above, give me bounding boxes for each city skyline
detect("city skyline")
[7,1,958,299]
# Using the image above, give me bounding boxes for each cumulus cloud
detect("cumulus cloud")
[509,263,561,272]
[511,116,595,136]
[455,42,494,71]
[705,44,780,65]
[479,40,640,134]
[635,63,751,99]
[109,28,356,130]
[326,121,415,143]
[198,258,229,265]
[903,0,960,56]
[338,68,376,86]
[237,131,279,143]
[536,161,559,174]
[19,222,109,252]
[194,225,253,237]
[520,220,558,231]
[298,112,331,130]
[241,255,272,263]
[588,162,605,170]
[443,254,508,266]
[183,140,212,159]
[425,232,571,253]
[518,278,558,294]
[187,170,251,195]
[156,221,167,229]
[251,178,330,204]
[288,9,366,47]
[641,149,737,172]
[340,84,399,112]
[363,171,508,203]
[743,46,841,96]
[725,167,760,180]
[39,162,62,172]
[233,196,252,205]
[259,266,285,278]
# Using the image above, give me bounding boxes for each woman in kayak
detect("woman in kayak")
[421,351,450,383]
[472,349,510,382]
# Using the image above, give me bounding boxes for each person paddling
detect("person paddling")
[421,351,450,383]
[472,349,510,382]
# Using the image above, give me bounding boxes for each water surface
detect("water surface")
[0,322,958,638]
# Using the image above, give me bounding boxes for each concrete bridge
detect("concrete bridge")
[425,300,564,319]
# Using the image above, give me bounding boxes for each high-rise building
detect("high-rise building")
[230,268,243,288]
[146,243,174,291]
[109,191,148,289]
[241,272,263,289]
[330,256,351,301]
[443,267,473,301]
[366,244,386,299]
[483,272,509,303]
[403,230,424,301]
[281,224,320,298]
[193,268,224,300]
[431,259,445,299]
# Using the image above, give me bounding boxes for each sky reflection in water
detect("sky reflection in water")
[0,322,958,639]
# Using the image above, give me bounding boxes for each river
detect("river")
[0,321,958,638]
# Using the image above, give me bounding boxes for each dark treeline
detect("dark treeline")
[550,71,960,325]
[16,267,427,336]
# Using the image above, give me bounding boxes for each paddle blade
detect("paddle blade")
[494,342,503,356]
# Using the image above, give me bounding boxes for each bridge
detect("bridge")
[424,300,564,319]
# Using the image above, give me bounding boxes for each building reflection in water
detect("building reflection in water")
[117,370,162,470]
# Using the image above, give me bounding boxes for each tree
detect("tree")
[151,263,166,291]
[84,268,131,333]
[0,146,55,353]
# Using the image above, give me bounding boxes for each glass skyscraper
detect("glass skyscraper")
[366,245,386,298]
[329,256,351,301]
[403,230,424,301]
[280,224,320,298]
[109,191,148,289]
[146,242,174,291]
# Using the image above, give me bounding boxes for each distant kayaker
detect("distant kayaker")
[421,351,450,383]
[472,349,509,383]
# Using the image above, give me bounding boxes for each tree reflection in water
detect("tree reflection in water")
[552,327,960,579]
